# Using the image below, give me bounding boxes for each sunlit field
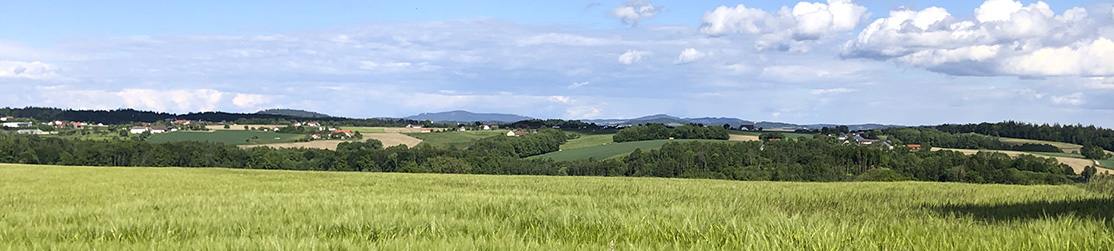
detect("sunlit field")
[1,164,1111,250]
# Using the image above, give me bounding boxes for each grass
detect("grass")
[1,164,1112,249]
[407,130,510,149]
[561,134,615,150]
[340,127,386,134]
[728,130,814,139]
[535,139,724,161]
[145,131,305,145]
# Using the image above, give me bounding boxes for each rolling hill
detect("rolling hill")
[405,110,533,123]
[256,108,332,118]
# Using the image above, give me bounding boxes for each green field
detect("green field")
[535,139,724,161]
[561,134,614,150]
[146,131,304,145]
[729,130,814,139]
[407,130,510,149]
[1,164,1111,249]
[341,127,386,133]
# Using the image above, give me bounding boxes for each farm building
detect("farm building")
[0,116,11,121]
[16,129,46,135]
[906,144,922,149]
[2,122,33,128]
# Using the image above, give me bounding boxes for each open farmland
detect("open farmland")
[204,125,286,131]
[1,164,1111,250]
[935,148,1114,175]
[146,131,304,145]
[407,130,510,149]
[340,127,386,134]
[242,133,423,150]
[560,134,614,150]
[535,139,725,161]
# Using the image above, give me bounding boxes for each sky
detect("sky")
[2,0,1114,127]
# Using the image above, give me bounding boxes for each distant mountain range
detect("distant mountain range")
[404,110,534,123]
[583,114,902,130]
[256,109,332,118]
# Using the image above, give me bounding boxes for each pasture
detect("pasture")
[729,130,813,139]
[1,164,1111,249]
[535,139,725,161]
[561,134,614,150]
[407,130,510,149]
[146,131,304,145]
[340,127,386,134]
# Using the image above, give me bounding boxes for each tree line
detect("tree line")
[931,121,1114,151]
[0,128,1082,185]
[882,127,1062,152]
[612,124,730,142]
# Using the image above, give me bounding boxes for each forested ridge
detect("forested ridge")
[882,127,1062,152]
[0,129,1083,185]
[613,124,730,142]
[931,121,1114,151]
[0,107,429,127]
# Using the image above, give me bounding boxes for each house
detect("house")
[3,122,33,128]
[130,126,149,134]
[857,139,877,145]
[311,134,322,140]
[506,131,516,136]
[906,144,922,149]
[482,125,491,130]
[16,129,45,135]
[0,116,11,121]
[514,131,529,136]
[740,125,756,131]
[490,125,500,130]
[458,127,467,132]
[406,124,423,129]
[172,120,192,125]
[306,122,321,127]
[333,130,353,137]
[149,126,174,134]
[72,122,87,129]
[52,121,65,127]
[421,128,433,133]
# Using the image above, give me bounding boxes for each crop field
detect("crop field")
[535,139,724,161]
[935,148,1114,175]
[1,164,1111,249]
[145,131,304,145]
[340,127,386,134]
[407,130,510,149]
[561,134,614,150]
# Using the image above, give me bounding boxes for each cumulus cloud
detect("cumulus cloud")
[675,48,706,64]
[842,0,1114,77]
[0,61,64,81]
[232,93,271,108]
[610,0,662,26]
[700,0,868,51]
[618,50,649,65]
[42,88,249,113]
[568,81,590,89]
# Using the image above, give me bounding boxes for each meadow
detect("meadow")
[407,130,510,149]
[0,164,1111,250]
[340,127,386,134]
[561,133,614,150]
[729,130,814,139]
[145,131,304,145]
[535,139,725,161]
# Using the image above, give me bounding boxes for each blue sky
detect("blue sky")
[2,0,1114,126]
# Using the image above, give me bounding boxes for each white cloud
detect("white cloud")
[675,48,706,64]
[810,88,856,95]
[843,0,1114,77]
[232,93,271,108]
[700,0,868,51]
[0,61,64,81]
[568,81,590,89]
[610,0,662,26]
[42,88,244,113]
[566,106,602,119]
[618,50,649,65]
[1051,92,1083,105]
[548,95,572,104]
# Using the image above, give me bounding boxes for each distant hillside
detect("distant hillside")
[256,109,331,118]
[405,110,534,123]
[583,114,901,131]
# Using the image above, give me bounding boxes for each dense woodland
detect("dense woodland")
[612,124,730,142]
[883,127,1062,152]
[0,128,1082,185]
[931,121,1114,151]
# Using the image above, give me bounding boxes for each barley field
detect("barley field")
[1,164,1111,250]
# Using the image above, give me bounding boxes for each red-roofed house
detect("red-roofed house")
[906,144,922,149]
[333,130,353,137]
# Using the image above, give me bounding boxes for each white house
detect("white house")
[16,129,45,135]
[482,125,491,130]
[0,116,11,121]
[506,131,516,136]
[2,122,32,128]
[130,126,149,134]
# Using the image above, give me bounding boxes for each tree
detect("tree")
[759,132,785,141]
[224,124,230,129]
[1082,144,1105,160]
[243,125,249,130]
[1083,165,1098,181]
[723,124,731,130]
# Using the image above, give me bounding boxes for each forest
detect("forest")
[0,128,1082,185]
[612,124,730,142]
[931,121,1114,151]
